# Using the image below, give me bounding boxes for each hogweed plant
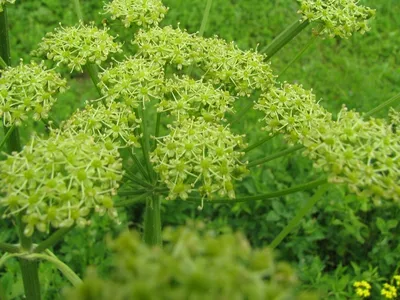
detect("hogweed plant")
[0,0,398,299]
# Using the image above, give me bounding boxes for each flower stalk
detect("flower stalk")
[247,144,304,168]
[143,194,162,246]
[261,19,310,59]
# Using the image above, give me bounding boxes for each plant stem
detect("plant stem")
[0,242,19,253]
[0,56,6,68]
[277,33,317,79]
[363,92,400,119]
[123,172,154,189]
[261,19,309,59]
[17,215,41,300]
[115,191,151,207]
[186,177,327,203]
[153,112,162,151]
[85,63,103,98]
[137,105,154,183]
[269,184,329,249]
[199,0,213,37]
[33,226,74,253]
[129,150,150,181]
[0,124,15,150]
[247,144,304,168]
[0,8,11,66]
[73,0,84,22]
[26,252,82,286]
[143,194,162,246]
[243,134,276,153]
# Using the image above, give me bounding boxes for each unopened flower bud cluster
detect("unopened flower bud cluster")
[103,0,168,28]
[0,61,67,126]
[0,132,123,236]
[389,108,400,127]
[98,57,164,108]
[158,75,235,122]
[62,101,141,148]
[0,0,15,12]
[65,224,309,300]
[134,26,275,96]
[256,83,400,202]
[151,118,247,200]
[297,0,375,38]
[34,22,122,72]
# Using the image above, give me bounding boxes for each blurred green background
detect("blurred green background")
[1,0,400,299]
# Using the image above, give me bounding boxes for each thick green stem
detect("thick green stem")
[17,216,41,300]
[0,242,19,253]
[243,134,276,153]
[261,19,310,59]
[0,8,11,66]
[247,144,304,168]
[363,92,400,119]
[0,56,6,68]
[73,0,84,22]
[143,195,162,246]
[186,177,327,203]
[269,184,329,249]
[33,226,74,253]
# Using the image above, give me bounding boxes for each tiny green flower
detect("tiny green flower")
[62,101,141,148]
[34,22,122,72]
[297,0,375,38]
[103,0,168,28]
[389,107,400,128]
[98,56,164,107]
[0,132,123,236]
[158,75,235,122]
[134,26,275,96]
[0,61,67,126]
[151,118,247,200]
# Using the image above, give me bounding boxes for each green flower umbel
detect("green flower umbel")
[0,61,67,126]
[0,132,123,236]
[34,22,122,72]
[151,118,248,200]
[297,0,375,38]
[103,0,168,28]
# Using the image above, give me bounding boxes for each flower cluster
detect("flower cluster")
[34,22,122,72]
[353,281,371,298]
[256,83,400,202]
[297,0,375,38]
[382,283,397,299]
[0,61,67,126]
[103,0,168,28]
[254,83,331,145]
[98,56,164,108]
[0,0,15,12]
[158,76,235,122]
[62,101,141,148]
[134,26,275,96]
[0,132,123,236]
[64,224,313,300]
[151,118,247,200]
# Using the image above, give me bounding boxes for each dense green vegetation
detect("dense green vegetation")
[0,0,399,299]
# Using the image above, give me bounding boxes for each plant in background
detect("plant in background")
[0,0,398,299]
